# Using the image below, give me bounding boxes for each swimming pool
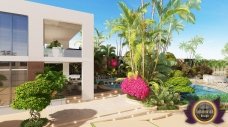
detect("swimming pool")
[190,84,226,96]
[103,82,120,89]
[104,83,226,96]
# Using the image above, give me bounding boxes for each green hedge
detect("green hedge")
[171,70,184,77]
[21,118,48,127]
[198,94,228,103]
[165,77,194,93]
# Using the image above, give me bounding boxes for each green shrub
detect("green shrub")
[171,70,184,77]
[165,77,194,93]
[143,82,181,108]
[157,105,179,110]
[192,65,213,79]
[12,69,67,122]
[35,69,67,92]
[21,118,48,127]
[198,94,228,103]
[47,40,61,48]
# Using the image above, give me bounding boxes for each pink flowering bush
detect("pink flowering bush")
[121,75,150,100]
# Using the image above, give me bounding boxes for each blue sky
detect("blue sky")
[30,0,228,60]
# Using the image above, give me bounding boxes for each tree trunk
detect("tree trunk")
[141,0,145,78]
[30,109,40,121]
[151,0,155,19]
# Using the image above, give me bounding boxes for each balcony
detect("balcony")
[44,48,81,57]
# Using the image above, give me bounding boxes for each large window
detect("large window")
[0,62,28,106]
[0,12,28,56]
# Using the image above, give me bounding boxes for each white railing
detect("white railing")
[44,48,81,57]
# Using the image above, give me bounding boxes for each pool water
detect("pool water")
[104,83,227,96]
[104,83,120,89]
[190,84,226,96]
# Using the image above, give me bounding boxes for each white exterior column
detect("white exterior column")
[63,63,69,77]
[81,15,94,100]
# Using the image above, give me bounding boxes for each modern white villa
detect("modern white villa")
[0,0,94,106]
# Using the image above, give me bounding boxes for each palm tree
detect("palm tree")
[107,0,201,82]
[107,2,150,74]
[179,35,204,66]
[100,44,116,70]
[151,0,201,74]
[100,44,116,58]
[94,28,106,74]
[94,28,106,51]
[222,43,228,60]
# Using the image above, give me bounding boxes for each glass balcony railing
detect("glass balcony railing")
[44,48,82,57]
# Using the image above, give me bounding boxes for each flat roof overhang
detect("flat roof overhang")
[44,19,82,43]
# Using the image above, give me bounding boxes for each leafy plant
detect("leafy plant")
[35,68,67,92]
[143,82,180,110]
[21,118,48,127]
[171,70,184,77]
[179,36,204,65]
[12,69,67,124]
[12,80,52,120]
[165,77,194,93]
[193,64,213,78]
[222,43,228,60]
[198,94,228,103]
[47,40,61,48]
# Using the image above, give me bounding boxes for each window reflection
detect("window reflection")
[0,62,28,106]
[0,12,28,56]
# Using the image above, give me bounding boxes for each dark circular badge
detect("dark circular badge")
[192,100,217,124]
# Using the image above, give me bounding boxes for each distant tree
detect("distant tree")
[179,36,204,66]
[222,43,228,61]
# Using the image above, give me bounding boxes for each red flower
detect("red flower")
[121,76,150,100]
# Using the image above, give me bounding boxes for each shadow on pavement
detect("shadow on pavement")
[49,109,97,127]
[0,120,22,127]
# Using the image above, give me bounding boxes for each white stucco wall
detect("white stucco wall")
[0,0,94,100]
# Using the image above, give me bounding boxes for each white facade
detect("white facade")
[0,0,94,100]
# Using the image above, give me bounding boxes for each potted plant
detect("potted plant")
[47,40,62,57]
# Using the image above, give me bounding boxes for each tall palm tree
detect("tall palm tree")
[151,0,200,74]
[222,43,228,60]
[94,28,105,51]
[94,28,106,74]
[107,2,150,73]
[100,44,116,58]
[179,35,204,59]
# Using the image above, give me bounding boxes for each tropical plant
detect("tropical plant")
[144,81,180,110]
[100,44,116,58]
[198,94,228,103]
[35,68,67,92]
[47,40,61,48]
[21,118,48,127]
[108,0,201,82]
[107,2,151,75]
[179,36,204,66]
[108,0,201,110]
[171,70,184,77]
[193,64,213,78]
[222,43,228,60]
[165,77,194,93]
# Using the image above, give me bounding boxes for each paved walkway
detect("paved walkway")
[0,95,227,127]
